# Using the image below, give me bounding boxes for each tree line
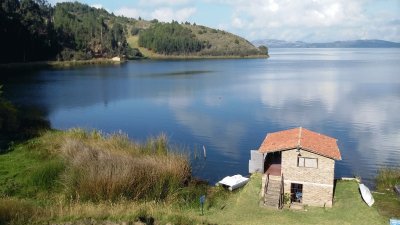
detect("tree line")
[0,0,141,63]
[138,21,204,55]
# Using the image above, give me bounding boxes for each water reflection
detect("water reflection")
[1,49,399,187]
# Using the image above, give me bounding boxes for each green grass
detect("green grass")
[373,168,400,219]
[376,168,400,191]
[0,143,63,198]
[192,174,385,225]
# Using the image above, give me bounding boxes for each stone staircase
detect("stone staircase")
[263,175,282,208]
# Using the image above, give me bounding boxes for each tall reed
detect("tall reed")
[0,198,39,225]
[376,167,400,191]
[58,130,191,202]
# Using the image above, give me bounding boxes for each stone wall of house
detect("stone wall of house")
[281,149,335,207]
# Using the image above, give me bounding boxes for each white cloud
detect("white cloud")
[91,4,103,9]
[114,7,142,19]
[151,7,196,22]
[48,0,73,6]
[232,17,245,28]
[139,0,189,6]
[214,0,399,42]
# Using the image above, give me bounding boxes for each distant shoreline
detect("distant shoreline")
[144,54,269,60]
[0,55,269,70]
[253,39,400,48]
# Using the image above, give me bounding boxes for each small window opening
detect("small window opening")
[298,157,318,168]
[291,183,303,203]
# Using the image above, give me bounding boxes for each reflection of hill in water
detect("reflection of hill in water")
[1,49,400,186]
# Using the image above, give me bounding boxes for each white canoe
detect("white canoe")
[217,174,249,191]
[359,183,374,207]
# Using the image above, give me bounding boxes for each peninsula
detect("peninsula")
[0,1,267,65]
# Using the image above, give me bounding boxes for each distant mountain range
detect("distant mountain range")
[252,39,400,48]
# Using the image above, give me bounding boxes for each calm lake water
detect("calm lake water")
[2,48,400,188]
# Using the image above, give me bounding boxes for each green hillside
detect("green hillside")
[0,1,267,63]
[186,24,265,57]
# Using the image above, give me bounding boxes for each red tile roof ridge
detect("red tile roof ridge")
[297,127,302,148]
[258,127,341,160]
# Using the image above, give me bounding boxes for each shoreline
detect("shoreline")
[146,54,269,60]
[0,55,269,70]
[0,58,124,70]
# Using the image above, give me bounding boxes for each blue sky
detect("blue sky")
[49,0,400,42]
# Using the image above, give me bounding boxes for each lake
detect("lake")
[1,48,399,188]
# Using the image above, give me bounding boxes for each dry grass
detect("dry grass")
[54,129,191,202]
[0,198,41,225]
[46,199,205,224]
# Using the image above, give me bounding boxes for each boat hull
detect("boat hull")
[359,183,374,207]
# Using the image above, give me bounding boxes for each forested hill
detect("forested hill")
[0,1,267,63]
[0,0,141,63]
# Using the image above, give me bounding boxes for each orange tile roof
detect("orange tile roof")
[258,127,341,160]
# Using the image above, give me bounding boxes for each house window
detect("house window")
[298,157,318,168]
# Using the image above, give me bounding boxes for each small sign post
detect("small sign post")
[199,195,205,216]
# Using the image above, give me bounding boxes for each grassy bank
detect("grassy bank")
[200,174,386,225]
[373,168,400,218]
[0,129,197,224]
[0,130,398,224]
[0,59,124,71]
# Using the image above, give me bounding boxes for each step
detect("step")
[266,184,281,189]
[264,194,279,200]
[269,175,282,181]
[264,197,279,203]
[264,203,279,208]
[266,187,281,193]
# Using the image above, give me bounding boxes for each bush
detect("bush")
[131,27,140,36]
[258,45,268,55]
[126,47,143,59]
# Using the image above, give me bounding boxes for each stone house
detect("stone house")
[249,127,341,208]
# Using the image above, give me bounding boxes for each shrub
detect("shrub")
[131,27,140,36]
